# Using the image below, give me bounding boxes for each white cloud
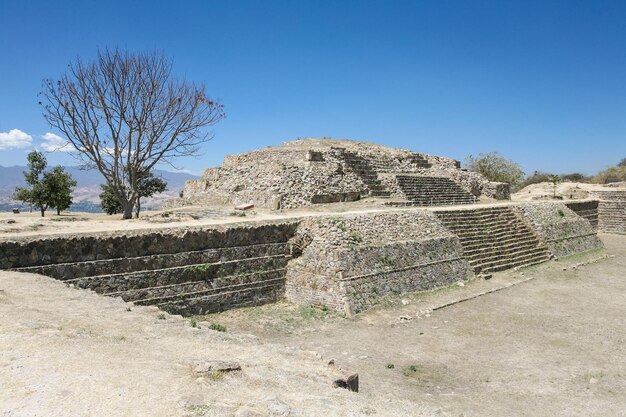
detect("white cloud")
[41,132,74,152]
[0,129,32,150]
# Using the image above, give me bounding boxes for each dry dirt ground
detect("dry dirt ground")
[0,275,434,416]
[1,235,624,416]
[511,180,625,201]
[0,198,507,240]
[207,234,626,417]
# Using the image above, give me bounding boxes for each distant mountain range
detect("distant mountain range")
[0,165,197,213]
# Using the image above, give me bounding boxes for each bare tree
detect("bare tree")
[40,48,225,219]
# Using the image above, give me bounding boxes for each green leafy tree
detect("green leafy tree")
[14,151,77,217]
[549,174,561,198]
[99,172,167,217]
[99,184,123,215]
[14,151,52,217]
[135,173,167,218]
[45,166,77,215]
[465,152,525,186]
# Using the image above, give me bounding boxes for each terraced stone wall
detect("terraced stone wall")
[1,222,298,315]
[565,200,599,229]
[517,203,603,257]
[175,138,504,209]
[592,190,626,234]
[285,211,471,314]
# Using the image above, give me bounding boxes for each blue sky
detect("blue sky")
[0,0,625,176]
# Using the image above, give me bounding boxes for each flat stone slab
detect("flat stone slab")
[235,204,255,210]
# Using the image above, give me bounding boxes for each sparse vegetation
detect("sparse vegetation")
[158,313,167,320]
[208,323,227,332]
[592,158,626,184]
[349,231,363,244]
[207,370,224,381]
[385,363,395,369]
[465,152,525,186]
[402,364,422,376]
[378,255,396,268]
[190,317,199,328]
[14,151,77,217]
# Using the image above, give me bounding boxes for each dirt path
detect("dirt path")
[209,234,626,417]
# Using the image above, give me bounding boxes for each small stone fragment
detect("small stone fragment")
[194,360,241,374]
[333,373,359,392]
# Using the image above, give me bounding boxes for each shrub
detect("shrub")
[465,152,524,185]
[349,231,363,244]
[208,323,227,332]
[518,171,553,190]
[593,165,626,184]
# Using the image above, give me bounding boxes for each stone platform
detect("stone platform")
[0,201,604,316]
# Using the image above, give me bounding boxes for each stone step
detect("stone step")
[65,255,291,294]
[435,207,551,274]
[113,269,287,304]
[158,279,286,315]
[12,242,290,280]
[449,220,530,232]
[466,245,548,263]
[457,229,537,246]
[479,254,551,274]
[474,251,551,273]
[384,200,474,207]
[370,190,391,197]
[461,235,540,253]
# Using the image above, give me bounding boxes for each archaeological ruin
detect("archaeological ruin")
[172,138,511,209]
[2,138,624,316]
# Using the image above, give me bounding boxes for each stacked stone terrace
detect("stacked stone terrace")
[592,190,626,234]
[4,222,298,315]
[0,201,603,316]
[176,138,510,209]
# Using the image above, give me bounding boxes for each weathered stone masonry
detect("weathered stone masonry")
[0,202,604,316]
[171,138,510,210]
[3,222,298,315]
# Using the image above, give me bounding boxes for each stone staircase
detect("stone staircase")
[13,242,292,315]
[392,175,476,206]
[594,190,626,234]
[339,150,391,197]
[435,206,551,273]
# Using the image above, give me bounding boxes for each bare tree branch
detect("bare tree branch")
[40,48,225,219]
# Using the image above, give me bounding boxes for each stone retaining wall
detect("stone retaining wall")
[516,203,603,257]
[0,202,605,316]
[565,200,599,229]
[0,221,298,269]
[284,211,471,314]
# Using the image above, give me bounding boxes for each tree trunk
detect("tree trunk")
[57,207,61,215]
[122,202,134,220]
[135,198,141,218]
[40,207,45,217]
